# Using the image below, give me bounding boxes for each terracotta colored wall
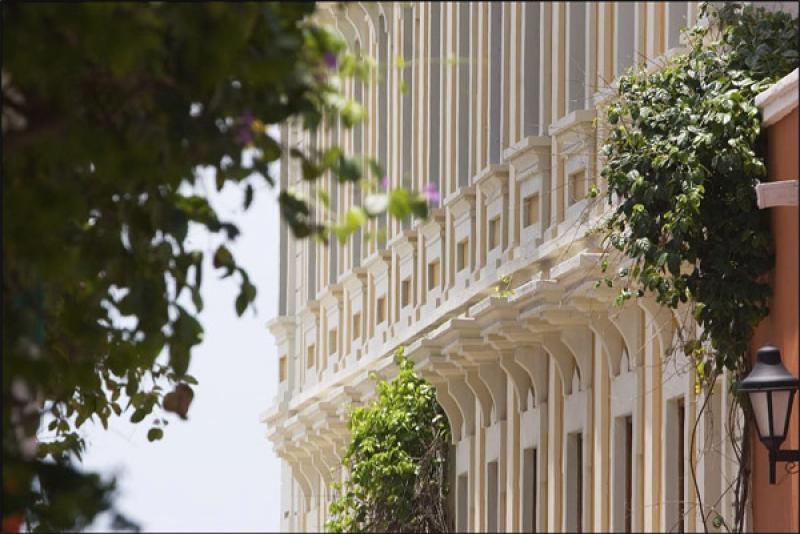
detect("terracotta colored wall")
[750,106,799,533]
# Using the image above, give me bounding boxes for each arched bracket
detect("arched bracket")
[560,326,594,391]
[427,374,465,444]
[513,344,549,405]
[589,314,626,377]
[541,334,578,395]
[499,350,533,410]
[464,367,494,427]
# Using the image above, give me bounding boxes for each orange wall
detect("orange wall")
[750,106,799,533]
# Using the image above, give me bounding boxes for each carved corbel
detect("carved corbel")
[559,325,594,390]
[282,447,314,510]
[540,332,579,395]
[512,343,549,405]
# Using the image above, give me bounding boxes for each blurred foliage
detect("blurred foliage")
[3,2,430,530]
[599,2,798,379]
[327,348,450,533]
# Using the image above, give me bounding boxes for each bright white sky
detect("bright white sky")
[80,166,282,532]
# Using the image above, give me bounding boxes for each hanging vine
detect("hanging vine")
[596,2,798,531]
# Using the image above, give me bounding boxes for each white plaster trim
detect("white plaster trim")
[756,180,799,209]
[442,183,477,209]
[755,68,799,127]
[548,109,596,137]
[503,135,551,162]
[473,164,509,193]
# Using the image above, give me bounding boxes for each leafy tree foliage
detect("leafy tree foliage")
[3,3,429,530]
[598,2,798,377]
[327,349,451,533]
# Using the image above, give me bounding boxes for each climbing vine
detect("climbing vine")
[597,3,798,531]
[327,347,450,533]
[598,1,798,377]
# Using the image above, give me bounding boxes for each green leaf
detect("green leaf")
[235,279,257,316]
[182,375,199,386]
[243,184,254,209]
[191,287,204,312]
[169,346,191,378]
[213,245,235,275]
[147,428,164,442]
[130,409,147,424]
[317,188,331,208]
[388,188,412,219]
[335,156,363,183]
[368,159,384,180]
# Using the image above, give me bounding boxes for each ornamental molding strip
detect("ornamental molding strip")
[755,67,799,126]
[755,68,799,209]
[756,180,799,209]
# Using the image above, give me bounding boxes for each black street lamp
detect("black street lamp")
[740,345,800,484]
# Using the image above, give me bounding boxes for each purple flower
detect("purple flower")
[323,51,338,70]
[381,176,390,190]
[236,128,254,146]
[236,110,255,145]
[239,110,254,125]
[423,182,440,204]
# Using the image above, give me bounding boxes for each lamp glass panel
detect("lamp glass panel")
[749,391,771,439]
[770,390,792,439]
[750,390,793,440]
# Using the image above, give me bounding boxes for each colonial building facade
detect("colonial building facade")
[262,2,754,532]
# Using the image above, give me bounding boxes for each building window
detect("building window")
[429,3,442,203]
[625,416,633,532]
[378,15,389,247]
[523,448,538,532]
[457,240,469,272]
[569,169,586,205]
[402,5,414,215]
[428,259,441,291]
[524,193,540,227]
[523,3,541,136]
[666,2,688,50]
[307,239,316,301]
[401,279,411,308]
[352,43,363,268]
[376,295,387,324]
[489,2,502,163]
[568,2,586,113]
[566,432,584,532]
[616,2,636,77]
[487,460,499,532]
[279,355,288,383]
[488,216,501,251]
[613,415,634,532]
[352,312,361,341]
[307,344,316,369]
[328,328,337,356]
[666,397,687,532]
[457,3,471,188]
[678,399,686,533]
[329,124,339,285]
[457,473,469,532]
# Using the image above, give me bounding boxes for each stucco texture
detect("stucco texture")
[750,105,799,533]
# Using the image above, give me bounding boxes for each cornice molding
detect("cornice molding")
[755,68,798,127]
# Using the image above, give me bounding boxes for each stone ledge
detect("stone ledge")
[755,68,798,127]
[756,180,799,209]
